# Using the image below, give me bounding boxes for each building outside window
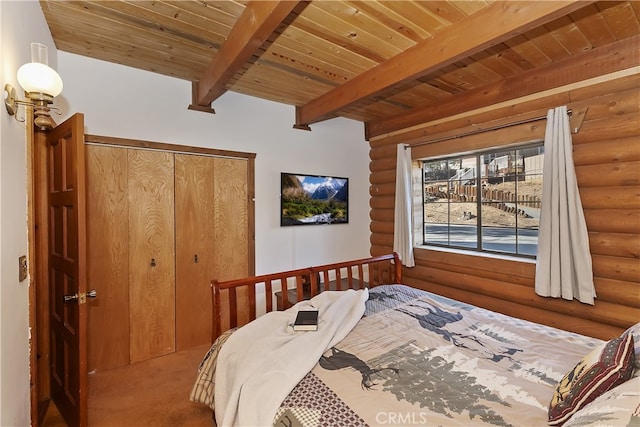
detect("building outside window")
[420,142,544,257]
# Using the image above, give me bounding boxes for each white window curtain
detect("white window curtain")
[393,143,415,267]
[535,106,596,304]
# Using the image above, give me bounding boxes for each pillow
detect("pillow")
[563,376,640,427]
[548,333,635,426]
[622,322,640,376]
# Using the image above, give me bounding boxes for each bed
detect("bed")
[191,253,639,427]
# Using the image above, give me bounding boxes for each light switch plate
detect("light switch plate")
[19,255,27,282]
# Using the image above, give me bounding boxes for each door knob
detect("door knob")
[63,293,78,302]
[63,290,97,303]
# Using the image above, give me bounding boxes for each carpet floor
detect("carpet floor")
[43,343,214,427]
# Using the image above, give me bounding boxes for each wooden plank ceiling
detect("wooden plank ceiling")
[39,1,640,137]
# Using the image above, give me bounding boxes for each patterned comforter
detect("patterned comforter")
[272,285,603,427]
[193,284,610,426]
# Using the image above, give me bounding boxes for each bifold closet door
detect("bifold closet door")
[175,154,216,350]
[86,145,130,372]
[128,149,176,363]
[87,143,253,366]
[213,158,251,323]
[213,158,250,280]
[175,155,250,349]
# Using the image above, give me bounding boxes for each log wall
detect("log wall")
[369,71,640,341]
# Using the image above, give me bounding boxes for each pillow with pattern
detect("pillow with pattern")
[622,322,640,376]
[548,332,635,426]
[563,376,640,427]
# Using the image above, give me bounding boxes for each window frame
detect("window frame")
[417,140,544,259]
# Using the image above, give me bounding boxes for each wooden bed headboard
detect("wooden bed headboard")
[211,252,401,341]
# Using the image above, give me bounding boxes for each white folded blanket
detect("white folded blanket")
[214,288,369,427]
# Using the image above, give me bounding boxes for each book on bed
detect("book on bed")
[293,310,318,331]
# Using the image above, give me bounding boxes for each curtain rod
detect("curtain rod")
[407,109,572,148]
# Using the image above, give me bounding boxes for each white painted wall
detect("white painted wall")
[1,1,370,423]
[1,1,59,425]
[56,52,371,274]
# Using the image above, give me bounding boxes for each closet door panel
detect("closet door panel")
[214,158,251,323]
[86,145,129,371]
[175,154,216,350]
[128,150,176,363]
[214,158,249,280]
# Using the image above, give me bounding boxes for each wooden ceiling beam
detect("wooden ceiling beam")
[294,0,595,128]
[192,0,301,109]
[366,34,640,140]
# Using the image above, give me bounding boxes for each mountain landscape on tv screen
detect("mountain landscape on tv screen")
[281,173,348,226]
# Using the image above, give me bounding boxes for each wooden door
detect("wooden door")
[128,149,176,363]
[47,113,88,427]
[82,135,255,364]
[175,154,216,350]
[213,158,250,281]
[175,156,250,347]
[213,158,251,322]
[86,145,129,371]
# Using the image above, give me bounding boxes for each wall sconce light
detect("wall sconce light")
[4,42,63,131]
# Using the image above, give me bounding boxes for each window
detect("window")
[421,142,543,257]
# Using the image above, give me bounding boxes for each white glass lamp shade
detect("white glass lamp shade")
[17,62,63,97]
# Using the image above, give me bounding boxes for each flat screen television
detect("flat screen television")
[280,172,349,226]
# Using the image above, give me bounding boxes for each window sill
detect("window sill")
[414,245,536,265]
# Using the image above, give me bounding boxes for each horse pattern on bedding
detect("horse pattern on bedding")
[274,285,603,427]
